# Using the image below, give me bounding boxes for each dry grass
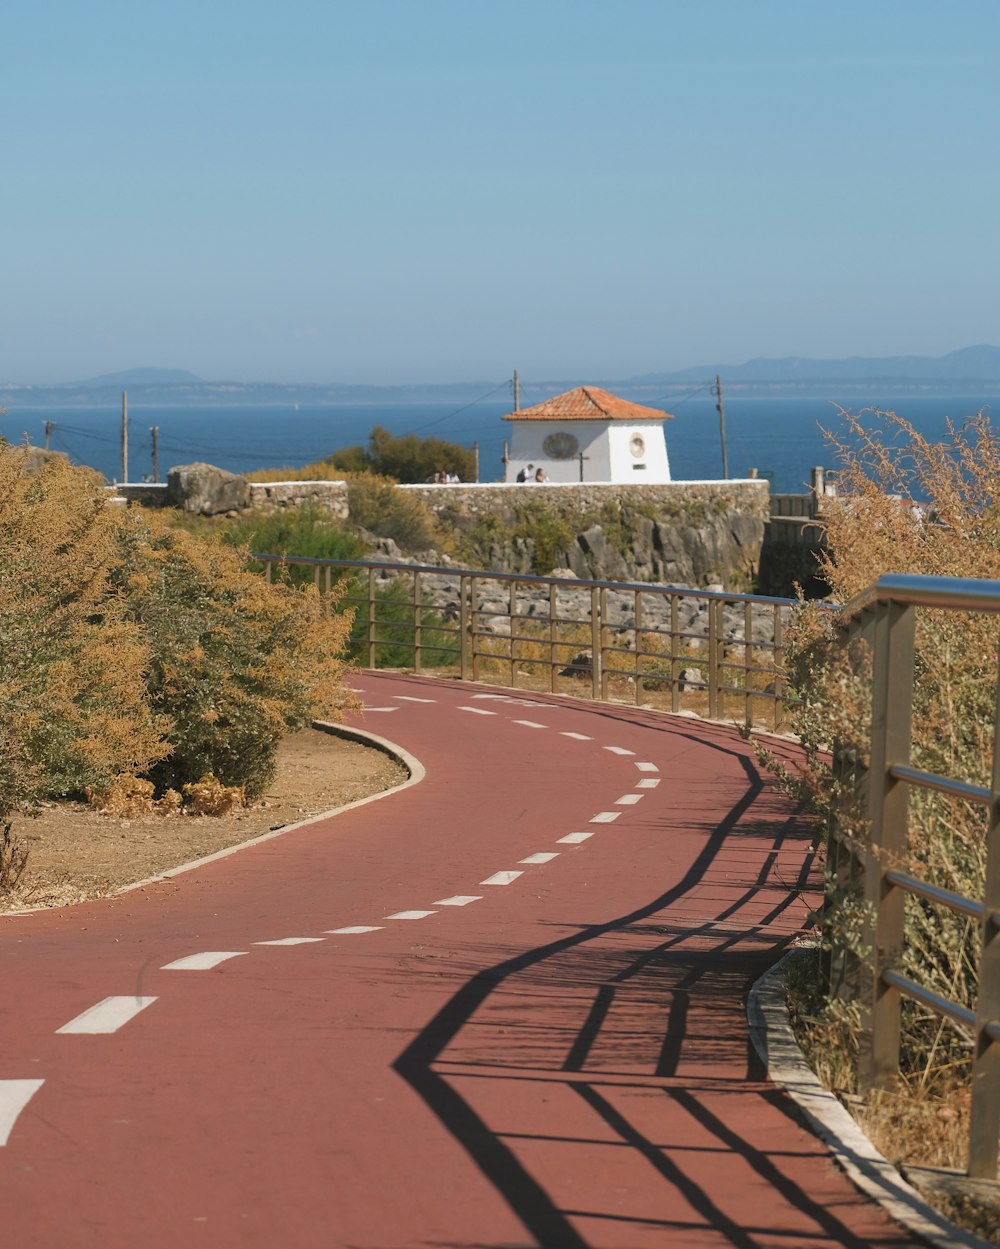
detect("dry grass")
[772,406,1000,1239]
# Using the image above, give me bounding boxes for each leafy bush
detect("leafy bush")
[328,425,475,484]
[111,512,355,801]
[219,507,366,585]
[345,473,440,552]
[345,579,458,668]
[0,446,166,816]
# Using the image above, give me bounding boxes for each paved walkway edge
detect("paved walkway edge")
[111,721,426,894]
[748,948,992,1249]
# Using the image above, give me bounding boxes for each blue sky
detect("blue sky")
[4,0,998,384]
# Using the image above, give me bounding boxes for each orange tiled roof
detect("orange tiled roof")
[502,385,673,422]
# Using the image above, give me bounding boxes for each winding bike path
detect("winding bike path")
[0,672,922,1247]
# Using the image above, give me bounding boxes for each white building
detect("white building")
[503,386,673,484]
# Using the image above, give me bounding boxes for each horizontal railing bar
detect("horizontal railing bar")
[844,572,1000,621]
[887,763,990,807]
[881,969,976,1030]
[252,553,798,609]
[884,869,984,920]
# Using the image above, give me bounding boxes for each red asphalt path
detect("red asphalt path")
[0,673,923,1248]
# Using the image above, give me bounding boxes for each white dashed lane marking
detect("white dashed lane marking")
[326,926,383,935]
[161,951,248,971]
[615,794,643,806]
[56,996,158,1035]
[458,707,496,716]
[512,720,547,729]
[363,707,399,713]
[481,870,523,886]
[635,762,659,772]
[519,852,559,865]
[590,812,621,823]
[558,832,594,844]
[385,910,437,920]
[433,895,483,906]
[604,746,635,756]
[0,1080,45,1147]
[395,696,437,703]
[561,732,592,741]
[255,937,326,946]
[636,778,661,789]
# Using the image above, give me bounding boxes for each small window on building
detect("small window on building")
[632,463,647,471]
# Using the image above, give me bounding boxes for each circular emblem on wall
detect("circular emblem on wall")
[542,431,579,460]
[629,433,646,458]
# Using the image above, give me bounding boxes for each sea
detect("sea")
[1,393,995,495]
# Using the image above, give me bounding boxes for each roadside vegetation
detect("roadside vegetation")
[772,407,1000,1236]
[0,445,355,892]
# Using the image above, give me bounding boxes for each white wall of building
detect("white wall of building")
[506,420,610,482]
[506,419,670,483]
[607,421,671,483]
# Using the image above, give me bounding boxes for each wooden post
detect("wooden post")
[150,426,159,483]
[859,599,915,1090]
[472,441,479,483]
[513,369,520,412]
[121,390,128,484]
[968,643,1000,1178]
[714,375,728,480]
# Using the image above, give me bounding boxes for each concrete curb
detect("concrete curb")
[747,948,993,1249]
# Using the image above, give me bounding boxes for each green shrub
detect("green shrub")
[328,425,475,484]
[345,579,458,669]
[219,507,366,585]
[346,473,440,552]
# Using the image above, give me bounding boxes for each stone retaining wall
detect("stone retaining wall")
[400,479,770,523]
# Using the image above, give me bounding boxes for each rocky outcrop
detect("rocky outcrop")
[166,463,251,515]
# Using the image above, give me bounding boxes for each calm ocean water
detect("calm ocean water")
[1,394,994,494]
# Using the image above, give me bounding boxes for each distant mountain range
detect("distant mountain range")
[3,347,1000,408]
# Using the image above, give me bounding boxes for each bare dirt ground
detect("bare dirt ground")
[1,727,408,914]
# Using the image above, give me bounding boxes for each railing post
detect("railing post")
[633,590,643,706]
[413,571,422,674]
[549,582,558,693]
[509,580,517,688]
[591,586,602,700]
[368,567,377,668]
[772,605,786,731]
[671,594,680,713]
[968,644,1000,1179]
[859,598,916,1089]
[460,574,471,681]
[708,597,721,720]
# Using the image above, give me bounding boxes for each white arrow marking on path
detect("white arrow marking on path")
[0,1080,44,1146]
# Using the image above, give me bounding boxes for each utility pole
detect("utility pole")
[121,390,129,484]
[472,440,479,483]
[151,425,159,483]
[44,420,53,450]
[513,369,520,412]
[713,374,729,480]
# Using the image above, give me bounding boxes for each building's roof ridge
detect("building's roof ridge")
[503,385,673,422]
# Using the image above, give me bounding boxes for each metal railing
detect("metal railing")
[254,555,797,730]
[836,573,1000,1179]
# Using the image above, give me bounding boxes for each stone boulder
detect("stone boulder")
[167,462,251,515]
